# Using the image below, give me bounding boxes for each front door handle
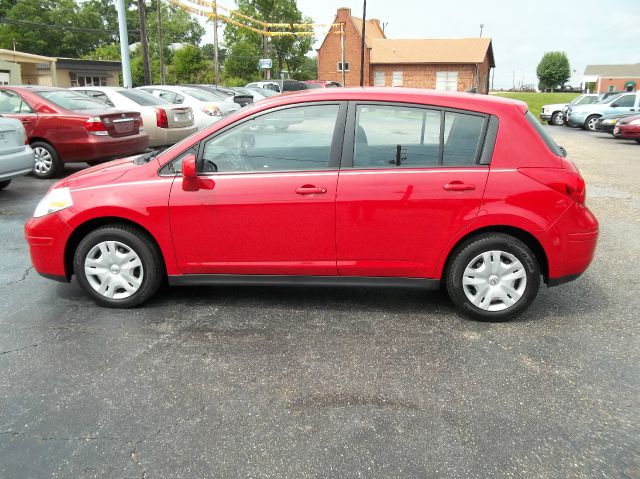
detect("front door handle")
[443,181,476,191]
[296,185,327,195]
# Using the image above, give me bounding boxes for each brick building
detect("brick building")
[317,8,495,93]
[582,64,640,93]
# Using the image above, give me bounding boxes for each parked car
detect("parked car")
[613,114,640,143]
[566,92,640,131]
[0,86,148,178]
[137,85,240,129]
[184,84,254,108]
[25,88,598,321]
[245,81,282,92]
[303,80,343,88]
[540,94,599,126]
[0,116,34,189]
[245,80,306,93]
[244,87,279,99]
[594,113,637,134]
[71,87,197,148]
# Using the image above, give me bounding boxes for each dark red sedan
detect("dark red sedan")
[0,86,148,178]
[25,88,598,321]
[614,114,640,143]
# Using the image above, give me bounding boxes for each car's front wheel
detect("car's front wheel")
[551,112,565,126]
[0,180,11,190]
[584,115,600,132]
[74,224,164,308]
[446,233,541,322]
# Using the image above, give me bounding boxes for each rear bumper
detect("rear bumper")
[540,113,552,121]
[0,146,34,180]
[24,213,72,281]
[545,202,599,283]
[62,133,149,163]
[150,125,198,147]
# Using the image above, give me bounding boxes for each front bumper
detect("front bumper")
[596,121,617,133]
[616,124,640,139]
[566,113,588,127]
[540,113,552,121]
[24,212,73,281]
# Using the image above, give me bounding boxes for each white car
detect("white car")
[137,85,241,129]
[0,116,34,190]
[540,94,600,126]
[71,87,197,148]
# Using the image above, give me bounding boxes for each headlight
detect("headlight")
[33,187,73,218]
[603,119,617,124]
[630,119,640,126]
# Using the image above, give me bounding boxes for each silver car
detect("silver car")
[0,117,35,190]
[566,92,640,131]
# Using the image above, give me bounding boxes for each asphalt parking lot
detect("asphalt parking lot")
[1,126,639,478]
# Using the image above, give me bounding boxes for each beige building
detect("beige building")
[0,49,121,87]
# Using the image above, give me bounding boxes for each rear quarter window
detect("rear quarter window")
[525,111,564,156]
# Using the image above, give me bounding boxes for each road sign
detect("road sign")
[258,58,272,69]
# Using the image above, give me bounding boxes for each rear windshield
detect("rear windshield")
[120,89,169,106]
[183,88,222,102]
[525,111,564,156]
[39,90,111,110]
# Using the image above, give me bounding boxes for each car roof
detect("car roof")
[254,87,527,115]
[71,86,126,91]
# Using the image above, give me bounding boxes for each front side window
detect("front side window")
[199,104,339,173]
[0,90,33,113]
[436,71,459,91]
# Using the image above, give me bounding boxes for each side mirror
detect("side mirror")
[182,154,215,191]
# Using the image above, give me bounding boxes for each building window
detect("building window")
[337,62,350,72]
[374,71,385,86]
[392,71,403,87]
[436,71,458,91]
[607,85,615,92]
[70,73,108,87]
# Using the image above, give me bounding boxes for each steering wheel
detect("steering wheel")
[203,149,251,173]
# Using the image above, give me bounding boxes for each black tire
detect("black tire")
[583,115,600,132]
[551,112,565,126]
[0,179,11,190]
[636,140,640,144]
[73,224,164,308]
[31,141,63,179]
[445,233,541,322]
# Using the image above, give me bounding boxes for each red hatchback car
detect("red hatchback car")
[25,88,598,321]
[614,114,640,143]
[0,86,148,178]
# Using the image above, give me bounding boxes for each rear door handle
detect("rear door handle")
[296,185,327,195]
[443,181,476,191]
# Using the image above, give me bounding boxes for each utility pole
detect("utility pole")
[116,0,132,88]
[479,24,484,37]
[137,0,151,85]
[340,22,346,86]
[157,0,166,84]
[263,25,270,80]
[359,0,366,87]
[212,1,220,85]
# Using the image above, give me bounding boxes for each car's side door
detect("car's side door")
[0,89,38,135]
[168,102,346,276]
[335,102,493,278]
[609,94,637,113]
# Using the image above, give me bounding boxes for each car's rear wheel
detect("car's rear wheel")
[551,112,565,126]
[31,141,62,179]
[0,180,11,190]
[446,233,541,322]
[584,115,600,132]
[74,224,164,308]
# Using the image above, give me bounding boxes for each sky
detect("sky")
[198,0,640,89]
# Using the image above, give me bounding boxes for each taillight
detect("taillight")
[154,108,168,128]
[83,117,108,136]
[518,167,586,204]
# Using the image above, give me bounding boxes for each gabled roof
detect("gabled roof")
[350,16,386,48]
[584,64,640,77]
[0,49,56,64]
[370,38,495,67]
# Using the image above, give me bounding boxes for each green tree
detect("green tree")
[223,0,314,82]
[536,51,571,92]
[169,44,207,83]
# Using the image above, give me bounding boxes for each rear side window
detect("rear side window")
[120,90,169,106]
[38,90,111,110]
[353,104,487,168]
[525,111,564,156]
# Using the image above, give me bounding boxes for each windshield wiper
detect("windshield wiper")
[134,150,158,165]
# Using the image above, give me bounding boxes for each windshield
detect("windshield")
[120,89,169,106]
[183,88,222,102]
[39,90,113,110]
[255,87,278,97]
